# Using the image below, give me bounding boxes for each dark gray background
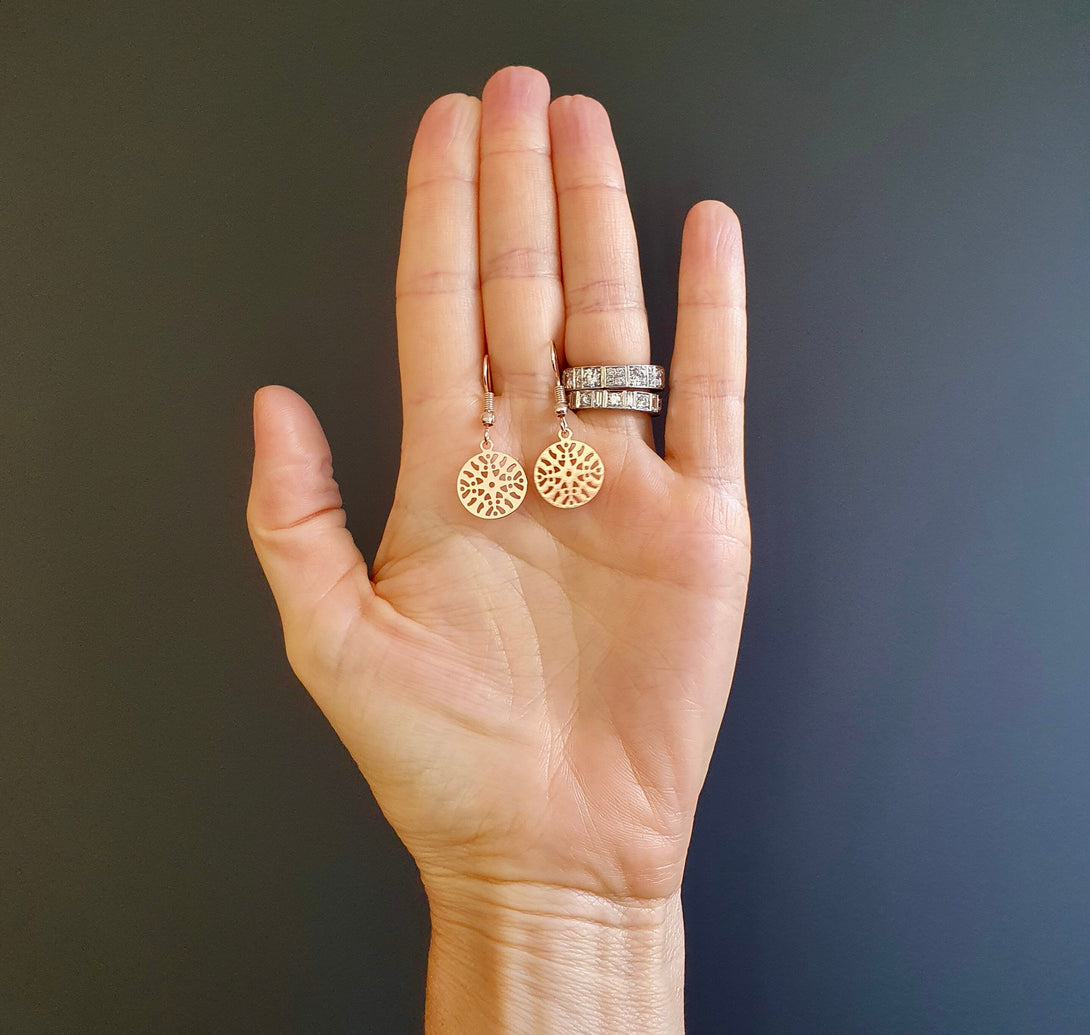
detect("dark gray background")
[3,1,1088,1031]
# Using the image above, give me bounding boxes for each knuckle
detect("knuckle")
[480,244,559,283]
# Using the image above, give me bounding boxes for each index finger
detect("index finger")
[394,94,484,449]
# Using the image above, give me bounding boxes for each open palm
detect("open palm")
[247,66,749,913]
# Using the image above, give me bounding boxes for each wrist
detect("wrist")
[423,876,685,1034]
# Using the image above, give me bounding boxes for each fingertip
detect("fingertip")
[251,385,330,465]
[684,201,742,252]
[548,93,612,147]
[253,385,293,446]
[483,64,550,95]
[481,65,551,121]
[253,383,289,422]
[419,93,481,142]
[680,202,746,306]
[687,199,738,224]
[254,382,300,412]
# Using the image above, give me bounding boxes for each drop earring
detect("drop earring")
[456,355,528,519]
[533,342,605,508]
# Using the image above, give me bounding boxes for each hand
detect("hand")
[247,65,748,1031]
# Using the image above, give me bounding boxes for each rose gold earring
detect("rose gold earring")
[533,342,605,508]
[456,355,527,519]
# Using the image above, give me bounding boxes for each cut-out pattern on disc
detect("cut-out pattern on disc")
[534,438,605,508]
[457,449,527,519]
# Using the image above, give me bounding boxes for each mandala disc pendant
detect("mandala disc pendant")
[533,427,605,509]
[457,444,528,519]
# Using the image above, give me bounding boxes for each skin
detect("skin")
[247,65,748,1032]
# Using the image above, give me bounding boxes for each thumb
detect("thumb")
[246,385,373,670]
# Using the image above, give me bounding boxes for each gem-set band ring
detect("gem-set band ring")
[562,364,666,391]
[567,388,662,413]
[562,364,666,413]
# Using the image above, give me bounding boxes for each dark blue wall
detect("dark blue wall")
[4,1,1087,1031]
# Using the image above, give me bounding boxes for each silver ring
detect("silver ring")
[567,389,663,414]
[563,364,665,391]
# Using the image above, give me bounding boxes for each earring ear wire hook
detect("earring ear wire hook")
[481,354,496,447]
[548,341,569,432]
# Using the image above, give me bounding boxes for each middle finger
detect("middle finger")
[478,66,564,405]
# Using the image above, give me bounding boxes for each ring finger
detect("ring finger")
[549,93,653,447]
